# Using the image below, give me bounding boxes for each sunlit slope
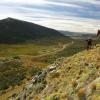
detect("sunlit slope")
[41,45,100,100]
[3,44,100,100]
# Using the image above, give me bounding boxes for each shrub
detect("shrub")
[77,88,86,100]
[29,67,42,76]
[34,83,46,93]
[61,93,67,99]
[71,79,78,88]
[0,60,26,90]
[96,65,99,69]
[91,94,100,100]
[90,83,96,93]
[79,69,83,75]
[50,72,60,79]
[34,96,40,100]
[50,94,60,100]
[13,56,20,59]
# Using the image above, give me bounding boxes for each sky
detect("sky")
[0,0,100,34]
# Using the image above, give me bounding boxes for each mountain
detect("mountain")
[0,17,65,43]
[59,30,81,36]
[60,30,97,39]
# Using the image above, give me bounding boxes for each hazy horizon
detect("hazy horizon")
[0,0,100,34]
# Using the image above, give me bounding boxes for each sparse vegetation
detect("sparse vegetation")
[0,43,59,57]
[33,83,46,93]
[90,83,96,93]
[0,39,100,100]
[34,39,86,64]
[50,72,60,79]
[29,67,42,76]
[40,44,100,100]
[71,79,78,88]
[0,59,26,90]
[77,88,86,100]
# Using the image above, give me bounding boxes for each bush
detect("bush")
[13,56,20,59]
[29,67,42,76]
[34,83,45,93]
[90,83,96,93]
[0,59,26,90]
[77,88,86,100]
[50,94,60,100]
[61,93,67,99]
[71,79,78,88]
[33,96,40,100]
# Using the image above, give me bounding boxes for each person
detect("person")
[86,38,92,50]
[97,30,100,37]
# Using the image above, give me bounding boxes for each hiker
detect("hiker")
[97,30,100,37]
[86,38,92,50]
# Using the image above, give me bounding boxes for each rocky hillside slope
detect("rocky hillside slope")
[9,44,100,100]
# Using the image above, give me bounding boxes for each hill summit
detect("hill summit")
[0,17,65,43]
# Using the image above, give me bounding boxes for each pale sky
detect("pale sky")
[0,0,100,34]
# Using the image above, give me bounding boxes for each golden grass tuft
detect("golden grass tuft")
[77,88,86,97]
[90,83,96,93]
[71,79,78,88]
[34,95,40,100]
[61,93,68,99]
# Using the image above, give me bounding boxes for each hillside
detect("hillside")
[41,45,100,100]
[0,18,65,43]
[7,44,100,100]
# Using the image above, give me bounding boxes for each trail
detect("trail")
[20,41,73,60]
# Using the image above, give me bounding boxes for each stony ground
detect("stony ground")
[9,44,100,100]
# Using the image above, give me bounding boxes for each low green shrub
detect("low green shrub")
[0,59,26,90]
[34,83,46,93]
[29,67,42,76]
[50,72,60,79]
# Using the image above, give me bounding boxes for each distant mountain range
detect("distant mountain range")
[59,30,97,39]
[59,30,81,36]
[0,18,65,43]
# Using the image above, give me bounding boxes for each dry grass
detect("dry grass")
[90,83,96,93]
[71,79,78,88]
[77,88,86,97]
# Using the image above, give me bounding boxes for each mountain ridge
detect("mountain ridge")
[0,17,65,43]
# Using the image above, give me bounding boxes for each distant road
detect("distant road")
[21,41,73,59]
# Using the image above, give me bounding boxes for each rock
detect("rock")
[47,65,57,72]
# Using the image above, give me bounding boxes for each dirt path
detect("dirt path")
[26,41,73,59]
